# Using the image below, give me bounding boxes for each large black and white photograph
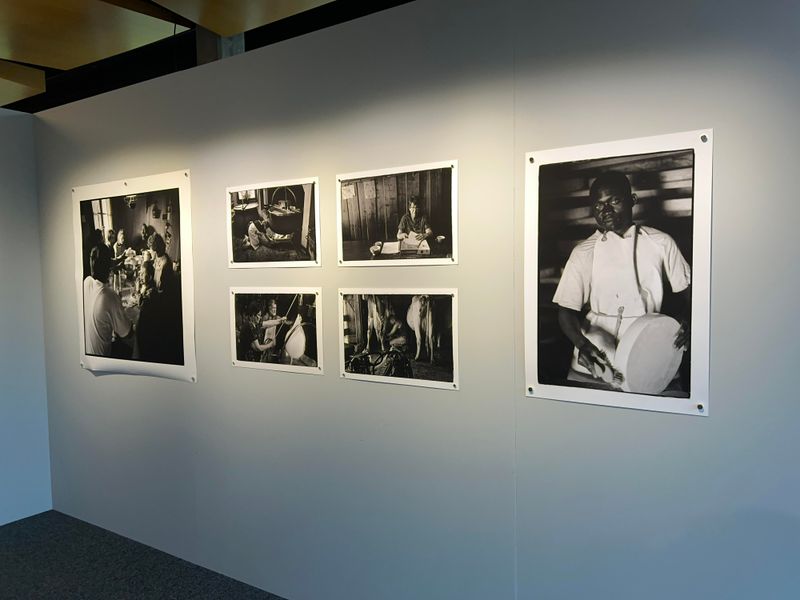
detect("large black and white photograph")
[339,289,458,390]
[230,287,322,375]
[336,161,458,266]
[525,131,712,415]
[227,177,319,268]
[73,170,196,382]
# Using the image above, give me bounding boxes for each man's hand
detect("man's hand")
[397,232,408,240]
[577,340,624,384]
[674,319,690,350]
[415,232,426,241]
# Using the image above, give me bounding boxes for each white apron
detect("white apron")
[571,226,652,381]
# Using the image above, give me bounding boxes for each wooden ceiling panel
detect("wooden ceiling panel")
[0,0,187,70]
[0,59,45,104]
[154,0,335,37]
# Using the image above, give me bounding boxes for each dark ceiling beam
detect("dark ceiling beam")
[245,0,415,52]
[98,0,196,30]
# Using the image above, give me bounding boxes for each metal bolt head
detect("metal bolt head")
[701,134,708,143]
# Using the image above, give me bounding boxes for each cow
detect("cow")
[406,295,435,362]
[363,294,389,353]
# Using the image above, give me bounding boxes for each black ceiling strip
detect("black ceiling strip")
[4,29,198,114]
[3,0,416,113]
[245,0,416,52]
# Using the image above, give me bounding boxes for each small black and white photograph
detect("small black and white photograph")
[73,170,196,382]
[336,161,458,266]
[230,287,322,375]
[525,131,712,415]
[339,289,458,390]
[227,177,319,268]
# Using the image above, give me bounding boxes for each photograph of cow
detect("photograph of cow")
[339,289,458,390]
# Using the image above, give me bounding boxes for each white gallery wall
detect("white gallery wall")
[32,0,800,598]
[0,109,52,525]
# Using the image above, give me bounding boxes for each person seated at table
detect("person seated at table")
[135,261,160,362]
[105,229,116,250]
[112,229,127,259]
[397,197,433,242]
[139,238,184,364]
[83,246,133,358]
[147,232,174,293]
[83,228,104,278]
[136,261,156,303]
[132,224,154,253]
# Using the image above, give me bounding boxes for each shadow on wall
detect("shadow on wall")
[530,508,800,599]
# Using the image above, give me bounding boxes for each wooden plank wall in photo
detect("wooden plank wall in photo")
[538,149,694,282]
[340,167,451,242]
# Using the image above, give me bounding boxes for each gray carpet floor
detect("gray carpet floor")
[0,511,286,599]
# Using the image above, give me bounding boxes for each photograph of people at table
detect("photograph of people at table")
[340,291,457,389]
[232,291,319,370]
[337,162,456,265]
[79,189,184,365]
[537,149,694,397]
[227,179,318,267]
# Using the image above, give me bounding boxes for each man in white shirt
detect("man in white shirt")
[83,245,133,357]
[553,171,691,387]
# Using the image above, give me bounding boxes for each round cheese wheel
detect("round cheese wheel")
[615,314,684,394]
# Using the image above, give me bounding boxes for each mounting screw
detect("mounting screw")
[232,361,235,366]
[529,157,534,163]
[528,386,534,393]
[453,383,457,389]
[697,403,704,411]
[123,181,128,186]
[71,188,75,192]
[339,260,342,264]
[450,164,455,169]
[80,362,84,368]
[700,134,708,143]
[191,376,196,382]
[184,172,189,177]
[450,257,455,262]
[341,373,345,377]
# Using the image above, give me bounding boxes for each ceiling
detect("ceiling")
[0,0,412,111]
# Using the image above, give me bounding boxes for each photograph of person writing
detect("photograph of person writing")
[337,162,455,265]
[537,149,695,397]
[79,189,184,365]
[232,290,320,371]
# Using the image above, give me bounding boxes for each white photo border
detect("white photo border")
[524,130,712,416]
[338,287,459,390]
[336,160,459,267]
[229,286,324,375]
[226,176,321,269]
[72,169,197,383]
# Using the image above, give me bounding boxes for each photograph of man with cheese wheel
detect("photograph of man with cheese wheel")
[539,149,693,397]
